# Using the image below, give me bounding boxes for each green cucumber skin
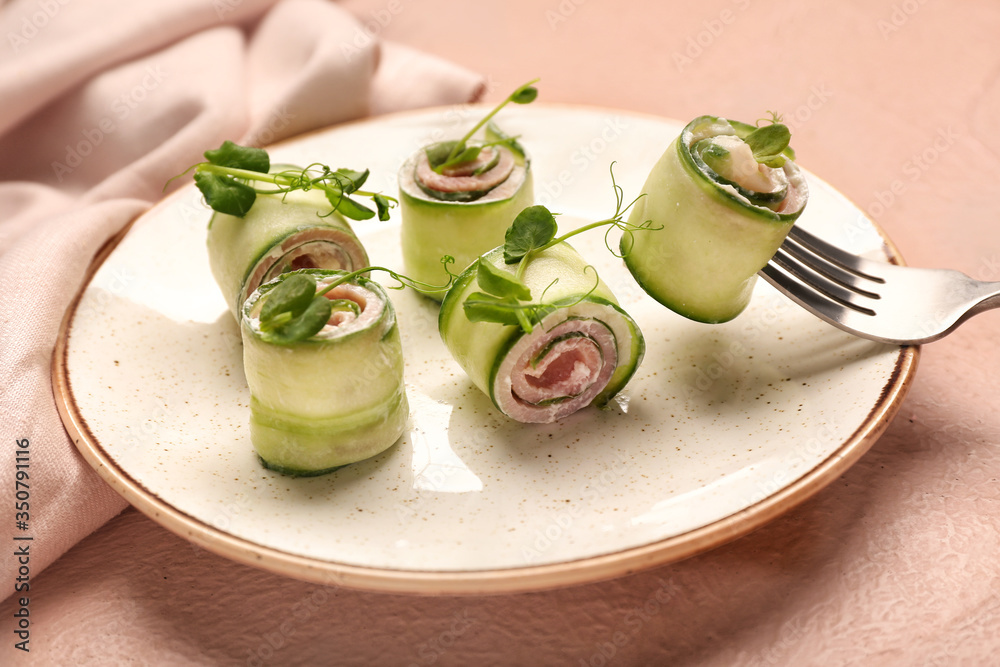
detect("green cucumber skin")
[207,187,366,318]
[242,272,407,473]
[439,244,644,413]
[250,390,408,473]
[622,117,806,324]
[399,166,534,302]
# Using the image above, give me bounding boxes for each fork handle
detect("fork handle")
[970,281,1000,316]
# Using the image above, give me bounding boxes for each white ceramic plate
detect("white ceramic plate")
[54,105,917,594]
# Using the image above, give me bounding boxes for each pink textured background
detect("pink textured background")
[4,0,1000,664]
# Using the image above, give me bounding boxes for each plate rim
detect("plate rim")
[51,103,920,595]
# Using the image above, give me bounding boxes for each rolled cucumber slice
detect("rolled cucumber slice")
[241,269,408,475]
[439,244,644,424]
[398,141,533,301]
[621,115,808,323]
[207,176,369,319]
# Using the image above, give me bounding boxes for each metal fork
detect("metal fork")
[758,226,1000,345]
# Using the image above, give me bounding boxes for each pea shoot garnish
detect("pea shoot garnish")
[463,166,658,333]
[255,258,457,345]
[427,79,539,174]
[744,111,793,167]
[170,140,396,221]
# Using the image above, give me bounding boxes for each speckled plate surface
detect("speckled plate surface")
[53,105,917,594]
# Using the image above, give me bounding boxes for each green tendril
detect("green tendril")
[468,165,656,334]
[170,141,398,221]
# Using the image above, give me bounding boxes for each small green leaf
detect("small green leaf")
[424,141,459,168]
[757,155,787,168]
[462,292,524,327]
[325,189,375,220]
[510,84,539,105]
[476,259,532,300]
[260,273,317,327]
[193,172,257,217]
[264,296,333,345]
[744,123,791,165]
[436,145,482,173]
[373,194,391,221]
[336,168,369,193]
[504,205,558,263]
[204,140,269,173]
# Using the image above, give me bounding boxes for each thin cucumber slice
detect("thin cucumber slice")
[207,169,369,319]
[241,270,407,475]
[439,244,644,423]
[622,115,808,324]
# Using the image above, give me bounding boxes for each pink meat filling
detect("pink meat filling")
[512,337,604,405]
[495,318,619,424]
[242,229,367,307]
[415,145,515,193]
[315,281,381,338]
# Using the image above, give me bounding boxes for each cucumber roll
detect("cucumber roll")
[621,115,809,323]
[439,244,644,424]
[398,81,540,300]
[241,269,407,475]
[399,128,533,299]
[208,185,370,319]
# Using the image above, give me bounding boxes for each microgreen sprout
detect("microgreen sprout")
[745,111,793,167]
[463,165,658,333]
[169,140,397,220]
[256,257,456,345]
[427,79,539,174]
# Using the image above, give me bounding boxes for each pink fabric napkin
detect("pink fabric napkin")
[0,0,482,595]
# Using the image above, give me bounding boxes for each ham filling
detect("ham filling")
[495,318,619,423]
[241,229,367,308]
[315,281,382,338]
[415,145,515,194]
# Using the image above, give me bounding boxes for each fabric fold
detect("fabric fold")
[0,0,483,597]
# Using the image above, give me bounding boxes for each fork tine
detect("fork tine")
[787,226,886,282]
[769,248,878,315]
[759,263,872,323]
[780,238,881,299]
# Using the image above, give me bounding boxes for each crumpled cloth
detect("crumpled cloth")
[0,0,482,594]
